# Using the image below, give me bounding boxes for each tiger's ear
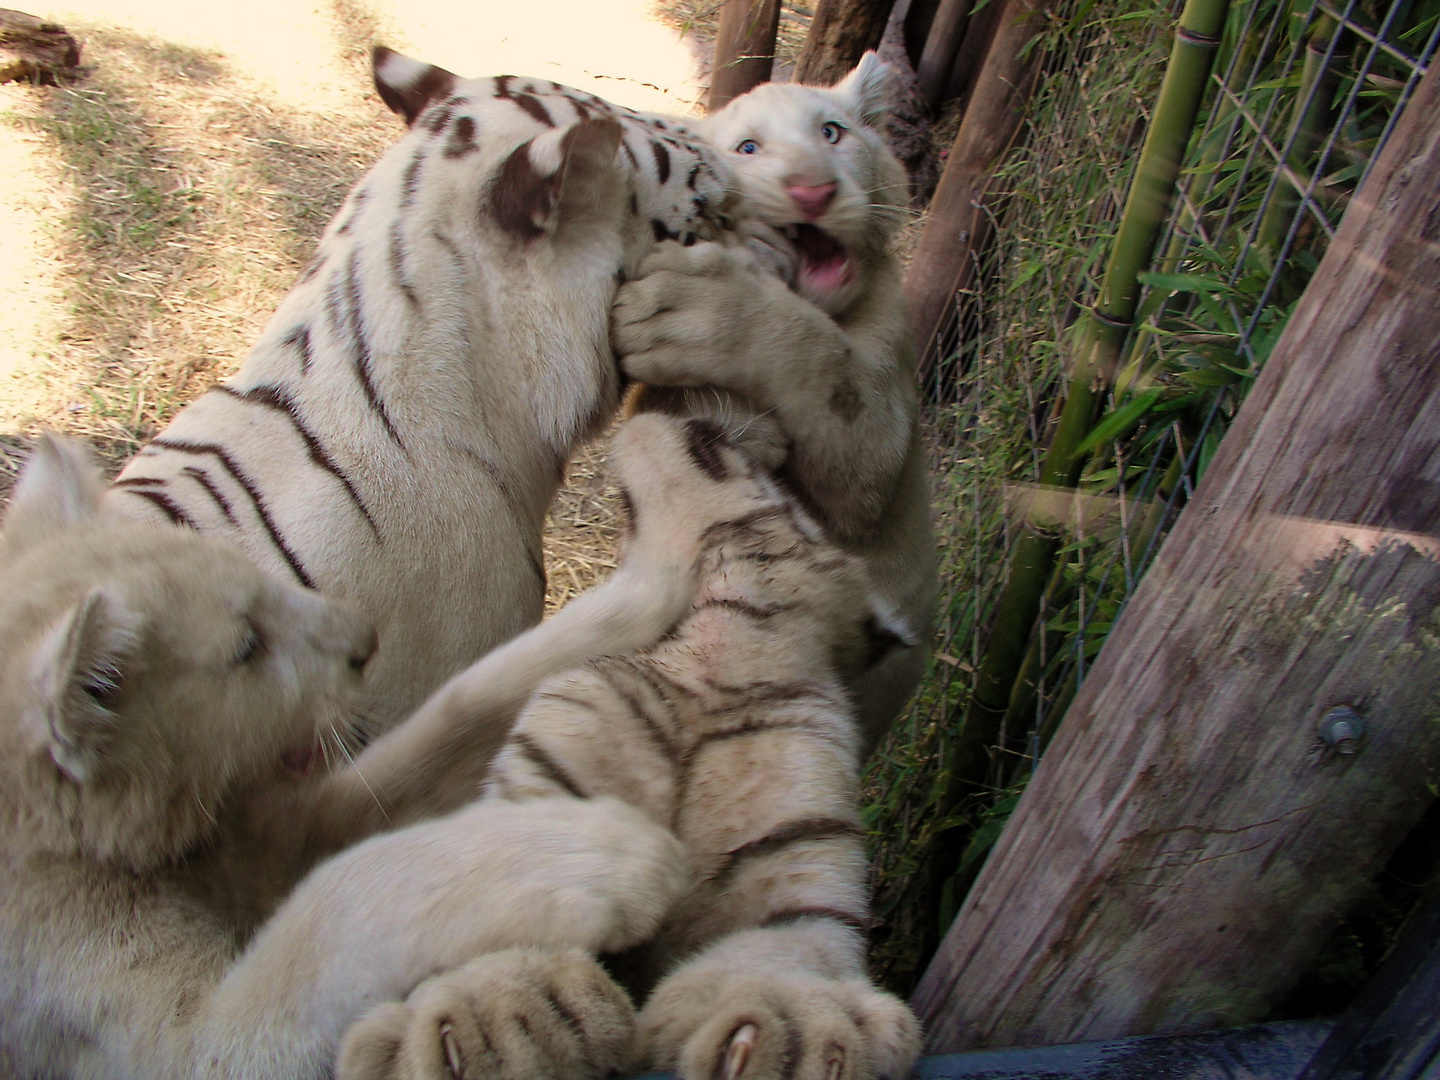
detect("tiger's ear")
[487,117,624,241]
[27,589,139,784]
[3,436,105,560]
[832,51,891,126]
[372,46,459,127]
[865,603,918,668]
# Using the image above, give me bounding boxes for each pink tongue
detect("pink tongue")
[795,225,852,294]
[282,738,322,778]
[801,251,853,293]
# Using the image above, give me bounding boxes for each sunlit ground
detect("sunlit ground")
[0,0,704,428]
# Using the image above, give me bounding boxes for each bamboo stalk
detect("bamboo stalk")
[918,0,1232,964]
[1255,16,1345,257]
[708,0,782,111]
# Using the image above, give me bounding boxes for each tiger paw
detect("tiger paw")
[635,967,920,1080]
[335,948,635,1080]
[611,240,794,394]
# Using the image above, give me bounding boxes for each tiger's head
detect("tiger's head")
[702,52,908,316]
[369,48,738,274]
[282,48,740,451]
[0,439,376,873]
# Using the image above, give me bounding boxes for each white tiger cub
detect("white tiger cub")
[338,413,921,1080]
[0,436,729,1079]
[107,48,735,733]
[613,53,937,753]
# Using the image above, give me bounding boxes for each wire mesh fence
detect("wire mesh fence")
[865,0,1440,994]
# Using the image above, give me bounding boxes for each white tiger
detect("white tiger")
[0,433,716,1079]
[613,53,937,752]
[335,411,920,1080]
[106,47,736,735]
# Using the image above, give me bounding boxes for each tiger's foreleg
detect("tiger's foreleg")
[634,920,919,1080]
[305,517,702,849]
[195,796,686,1080]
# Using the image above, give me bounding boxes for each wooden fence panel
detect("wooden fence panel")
[913,60,1440,1052]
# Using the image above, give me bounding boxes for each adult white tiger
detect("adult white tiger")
[107,47,735,730]
[614,53,937,752]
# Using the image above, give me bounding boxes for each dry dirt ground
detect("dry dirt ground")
[0,0,723,609]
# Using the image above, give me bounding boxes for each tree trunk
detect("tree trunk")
[794,0,894,86]
[916,0,973,111]
[904,0,945,68]
[902,0,1047,380]
[0,8,80,84]
[708,0,782,111]
[943,0,1004,104]
[913,59,1440,1053]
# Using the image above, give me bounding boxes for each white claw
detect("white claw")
[723,1023,759,1080]
[441,1023,463,1078]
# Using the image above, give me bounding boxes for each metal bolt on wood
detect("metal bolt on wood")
[1319,707,1367,755]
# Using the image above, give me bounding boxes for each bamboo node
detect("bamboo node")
[1176,27,1223,47]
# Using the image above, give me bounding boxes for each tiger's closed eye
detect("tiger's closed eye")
[235,618,265,665]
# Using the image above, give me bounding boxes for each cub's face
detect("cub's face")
[703,53,908,313]
[0,439,375,870]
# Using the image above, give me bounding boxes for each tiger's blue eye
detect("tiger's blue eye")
[821,122,845,144]
[736,139,759,155]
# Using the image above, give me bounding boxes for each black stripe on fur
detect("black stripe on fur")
[180,466,239,526]
[708,818,863,887]
[149,437,315,589]
[122,485,200,531]
[214,384,380,535]
[513,733,589,799]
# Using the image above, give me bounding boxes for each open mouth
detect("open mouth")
[282,736,323,779]
[785,223,853,295]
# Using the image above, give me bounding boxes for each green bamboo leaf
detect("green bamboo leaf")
[1196,427,1223,482]
[1180,367,1242,386]
[1073,388,1165,457]
[1152,390,1202,414]
[1137,270,1231,294]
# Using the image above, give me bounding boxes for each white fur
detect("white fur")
[0,434,701,1078]
[613,56,936,747]
[106,55,736,732]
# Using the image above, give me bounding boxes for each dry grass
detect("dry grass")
[0,20,391,479]
[543,432,625,614]
[652,0,816,79]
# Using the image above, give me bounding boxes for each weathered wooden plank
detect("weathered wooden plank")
[901,0,1046,379]
[708,0,781,111]
[913,60,1440,1052]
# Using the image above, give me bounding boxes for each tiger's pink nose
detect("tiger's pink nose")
[786,182,837,221]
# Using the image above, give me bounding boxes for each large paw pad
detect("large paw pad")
[336,948,635,1080]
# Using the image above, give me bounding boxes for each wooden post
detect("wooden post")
[916,0,973,110]
[708,0,782,111]
[902,0,1047,381]
[904,0,945,68]
[941,0,1004,106]
[794,0,894,86]
[913,60,1440,1052]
